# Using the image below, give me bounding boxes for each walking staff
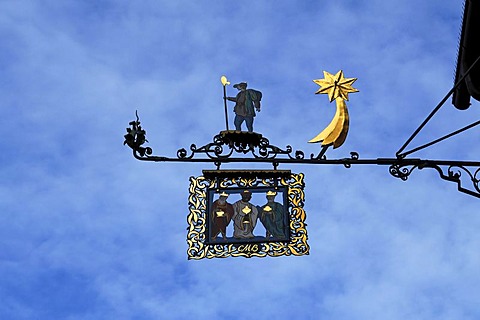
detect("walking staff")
[221,75,231,130]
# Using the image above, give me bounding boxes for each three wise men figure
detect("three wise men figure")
[210,191,234,240]
[258,190,287,239]
[226,82,262,132]
[232,190,259,239]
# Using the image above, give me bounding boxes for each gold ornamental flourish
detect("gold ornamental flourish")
[309,70,359,149]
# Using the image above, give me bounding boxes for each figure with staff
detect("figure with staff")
[221,76,262,132]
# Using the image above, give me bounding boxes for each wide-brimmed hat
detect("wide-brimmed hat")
[233,82,247,89]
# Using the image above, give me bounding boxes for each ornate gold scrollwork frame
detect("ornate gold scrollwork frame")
[187,171,309,259]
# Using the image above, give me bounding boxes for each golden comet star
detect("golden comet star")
[309,70,359,149]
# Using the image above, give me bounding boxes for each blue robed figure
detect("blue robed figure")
[257,191,287,239]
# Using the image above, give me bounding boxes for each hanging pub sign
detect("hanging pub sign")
[124,72,361,259]
[187,170,308,259]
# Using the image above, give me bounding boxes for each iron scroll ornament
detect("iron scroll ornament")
[389,161,480,198]
[176,131,305,161]
[124,112,306,167]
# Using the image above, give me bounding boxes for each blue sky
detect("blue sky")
[2,1,480,319]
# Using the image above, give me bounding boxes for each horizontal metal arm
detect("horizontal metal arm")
[125,115,480,199]
[132,149,480,167]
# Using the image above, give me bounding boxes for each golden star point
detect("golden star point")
[313,70,359,102]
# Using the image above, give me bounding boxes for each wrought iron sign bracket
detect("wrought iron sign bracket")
[124,112,480,199]
[125,61,480,200]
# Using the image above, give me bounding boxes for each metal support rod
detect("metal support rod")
[400,118,480,158]
[396,54,480,158]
